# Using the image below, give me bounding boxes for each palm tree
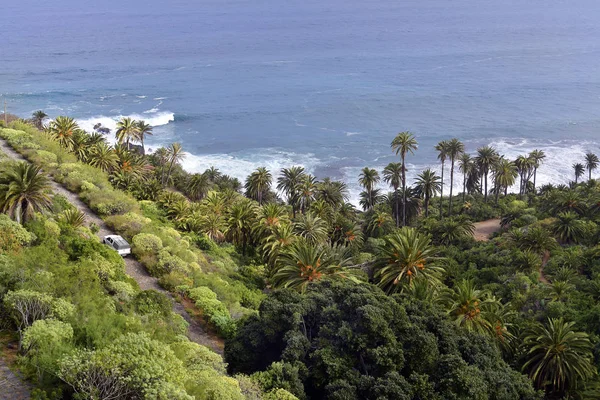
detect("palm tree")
[293,213,328,245]
[115,117,139,149]
[458,153,472,204]
[435,140,449,218]
[383,162,402,227]
[530,149,546,193]
[245,167,272,205]
[391,132,418,226]
[47,116,80,151]
[164,143,185,186]
[298,175,317,214]
[58,209,86,228]
[272,241,360,292]
[277,166,306,217]
[552,211,585,244]
[358,167,380,211]
[523,318,596,394]
[493,158,518,200]
[584,152,599,181]
[374,227,442,293]
[442,280,502,336]
[261,223,296,269]
[87,143,118,173]
[135,120,153,155]
[188,173,212,201]
[226,199,257,255]
[315,178,348,209]
[0,162,52,224]
[573,163,585,184]
[434,216,475,245]
[414,169,441,218]
[514,155,535,197]
[475,145,498,202]
[31,110,47,130]
[445,139,464,216]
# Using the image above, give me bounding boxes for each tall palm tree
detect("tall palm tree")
[523,318,596,394]
[584,152,599,181]
[298,174,317,214]
[277,166,306,217]
[383,162,402,227]
[31,110,47,130]
[446,138,464,216]
[0,162,52,224]
[115,117,139,149]
[188,173,212,201]
[315,178,348,209]
[272,241,359,292]
[47,116,80,151]
[87,143,118,173]
[391,132,418,226]
[164,143,185,186]
[493,158,518,200]
[245,167,272,205]
[358,167,380,211]
[573,163,585,184]
[135,120,153,155]
[530,149,546,193]
[226,199,257,255]
[414,169,441,218]
[514,155,535,197]
[458,153,472,204]
[374,227,442,293]
[475,145,498,202]
[435,140,449,218]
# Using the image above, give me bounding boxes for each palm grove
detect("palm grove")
[0,112,598,399]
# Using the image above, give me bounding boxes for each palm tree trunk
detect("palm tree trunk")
[533,168,537,193]
[140,135,145,156]
[401,154,407,226]
[394,189,399,227]
[165,160,175,187]
[589,168,592,181]
[448,159,454,216]
[462,173,466,204]
[484,170,488,202]
[425,195,429,218]
[439,161,445,218]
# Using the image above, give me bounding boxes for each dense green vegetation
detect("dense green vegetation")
[0,113,599,399]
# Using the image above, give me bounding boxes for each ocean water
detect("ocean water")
[2,0,600,203]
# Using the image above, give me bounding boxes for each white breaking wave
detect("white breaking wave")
[77,111,175,139]
[180,149,321,200]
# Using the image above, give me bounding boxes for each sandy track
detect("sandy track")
[473,218,502,241]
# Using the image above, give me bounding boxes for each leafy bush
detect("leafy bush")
[188,287,236,337]
[132,233,163,257]
[105,212,150,239]
[0,214,36,252]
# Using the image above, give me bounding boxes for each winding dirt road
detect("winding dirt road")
[0,138,223,355]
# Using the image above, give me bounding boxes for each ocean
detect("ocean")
[2,0,600,203]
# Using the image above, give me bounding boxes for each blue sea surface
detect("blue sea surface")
[2,0,600,201]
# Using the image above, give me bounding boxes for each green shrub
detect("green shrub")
[0,214,36,252]
[188,286,236,337]
[133,290,172,317]
[132,233,163,256]
[105,212,150,239]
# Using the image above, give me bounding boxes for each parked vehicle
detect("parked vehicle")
[102,235,131,256]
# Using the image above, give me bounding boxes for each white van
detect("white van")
[102,235,131,257]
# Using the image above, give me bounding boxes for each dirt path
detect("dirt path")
[539,251,551,284]
[473,218,502,241]
[0,357,31,400]
[0,138,223,355]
